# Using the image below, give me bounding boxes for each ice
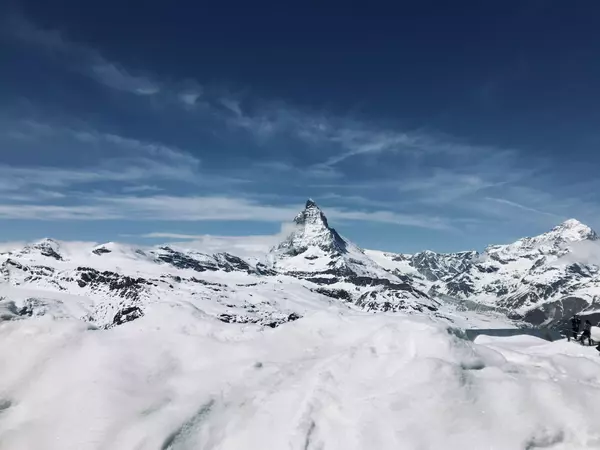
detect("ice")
[2,307,600,449]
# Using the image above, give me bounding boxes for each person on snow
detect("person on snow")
[571,315,581,341]
[580,319,593,346]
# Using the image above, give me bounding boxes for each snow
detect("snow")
[364,249,420,277]
[2,308,600,449]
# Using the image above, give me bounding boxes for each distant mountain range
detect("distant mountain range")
[367,217,600,328]
[2,199,599,330]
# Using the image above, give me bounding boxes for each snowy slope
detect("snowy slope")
[2,308,600,449]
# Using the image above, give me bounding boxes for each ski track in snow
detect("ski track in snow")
[3,307,600,449]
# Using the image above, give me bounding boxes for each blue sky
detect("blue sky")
[1,1,600,253]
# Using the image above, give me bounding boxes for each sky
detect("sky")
[1,0,600,254]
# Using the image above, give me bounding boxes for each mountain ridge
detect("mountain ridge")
[2,201,599,329]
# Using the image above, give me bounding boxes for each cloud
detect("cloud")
[0,157,193,193]
[98,195,300,222]
[0,204,120,220]
[219,100,519,170]
[5,13,160,96]
[179,91,202,106]
[89,62,160,95]
[220,97,243,116]
[100,195,452,229]
[136,233,280,257]
[485,197,558,217]
[121,185,164,194]
[4,12,521,177]
[558,240,600,266]
[0,193,452,231]
[0,119,204,192]
[0,241,28,253]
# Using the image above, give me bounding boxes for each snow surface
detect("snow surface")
[2,308,600,449]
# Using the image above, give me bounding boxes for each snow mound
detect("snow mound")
[1,310,600,449]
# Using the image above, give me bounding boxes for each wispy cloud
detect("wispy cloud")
[88,62,160,95]
[0,119,203,191]
[5,13,160,96]
[138,233,281,257]
[121,185,164,194]
[179,90,202,106]
[220,100,519,170]
[0,193,452,230]
[0,203,120,220]
[3,12,520,176]
[485,197,558,217]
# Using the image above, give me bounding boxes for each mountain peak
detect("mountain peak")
[273,200,346,257]
[551,218,598,242]
[294,199,330,229]
[559,218,586,229]
[305,198,318,209]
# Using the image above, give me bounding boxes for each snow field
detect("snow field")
[2,307,600,449]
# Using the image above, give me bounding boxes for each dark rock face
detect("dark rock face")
[314,288,352,301]
[156,247,218,272]
[213,253,253,273]
[522,297,591,328]
[156,247,255,274]
[92,247,112,256]
[217,311,302,328]
[255,262,277,276]
[76,267,149,300]
[112,306,144,326]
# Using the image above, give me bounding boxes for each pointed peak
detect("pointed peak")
[272,199,348,256]
[559,218,585,229]
[295,199,329,228]
[544,218,598,242]
[305,198,318,209]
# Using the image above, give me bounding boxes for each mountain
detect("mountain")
[3,200,597,330]
[268,199,397,280]
[368,219,600,328]
[0,200,454,330]
[266,199,438,314]
[365,249,479,293]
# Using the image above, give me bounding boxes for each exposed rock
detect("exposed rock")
[112,306,144,326]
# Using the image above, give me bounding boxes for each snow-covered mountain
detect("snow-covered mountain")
[0,200,450,331]
[3,199,600,331]
[266,199,437,313]
[369,219,600,327]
